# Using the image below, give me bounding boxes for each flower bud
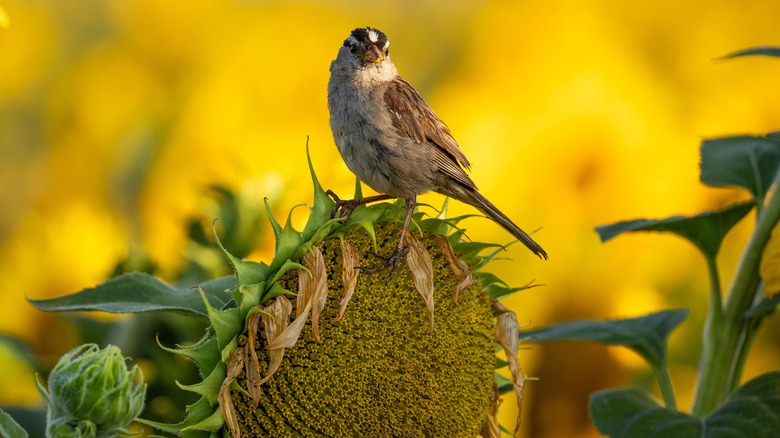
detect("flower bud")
[37,344,146,438]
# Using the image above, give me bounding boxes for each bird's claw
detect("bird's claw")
[361,244,410,283]
[326,190,360,222]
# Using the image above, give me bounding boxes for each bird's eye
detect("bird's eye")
[349,44,360,54]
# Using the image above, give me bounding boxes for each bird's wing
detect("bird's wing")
[383,76,477,190]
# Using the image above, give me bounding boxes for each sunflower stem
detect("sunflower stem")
[692,180,780,416]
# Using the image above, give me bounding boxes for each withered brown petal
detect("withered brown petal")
[256,296,293,388]
[219,348,246,438]
[405,233,435,332]
[266,271,315,350]
[495,309,524,434]
[246,310,263,405]
[436,235,473,303]
[480,383,501,438]
[304,246,329,343]
[332,239,360,322]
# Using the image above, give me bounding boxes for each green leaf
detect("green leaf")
[214,221,269,287]
[590,372,780,437]
[237,282,265,315]
[158,333,220,376]
[347,201,400,225]
[344,219,377,247]
[700,135,780,203]
[263,197,283,243]
[419,214,479,237]
[720,46,780,60]
[268,206,305,272]
[495,372,514,395]
[27,273,235,318]
[745,293,780,319]
[590,388,700,438]
[306,217,343,247]
[481,273,539,300]
[454,241,506,263]
[199,288,242,353]
[705,371,780,435]
[301,141,336,242]
[182,403,225,432]
[176,361,225,404]
[352,177,363,199]
[262,282,296,301]
[137,396,217,435]
[519,309,688,369]
[268,259,306,285]
[0,409,28,438]
[595,202,754,259]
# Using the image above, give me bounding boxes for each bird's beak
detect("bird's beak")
[362,45,384,63]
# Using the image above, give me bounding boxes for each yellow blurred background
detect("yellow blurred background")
[1,0,780,436]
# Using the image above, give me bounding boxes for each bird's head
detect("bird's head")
[332,27,397,83]
[345,27,390,64]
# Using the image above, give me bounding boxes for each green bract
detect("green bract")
[137,148,534,437]
[37,343,146,438]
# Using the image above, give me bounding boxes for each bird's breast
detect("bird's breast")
[328,78,437,198]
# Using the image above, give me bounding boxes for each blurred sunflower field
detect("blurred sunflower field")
[1,0,780,437]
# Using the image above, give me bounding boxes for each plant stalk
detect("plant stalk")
[655,364,677,409]
[692,187,780,416]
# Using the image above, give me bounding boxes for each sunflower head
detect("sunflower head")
[144,147,532,437]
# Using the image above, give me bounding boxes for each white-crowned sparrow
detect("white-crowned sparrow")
[327,27,547,280]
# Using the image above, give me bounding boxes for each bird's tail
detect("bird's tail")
[445,186,548,260]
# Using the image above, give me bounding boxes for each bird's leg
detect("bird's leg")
[363,196,416,282]
[325,190,394,222]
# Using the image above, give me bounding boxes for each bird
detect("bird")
[327,26,547,280]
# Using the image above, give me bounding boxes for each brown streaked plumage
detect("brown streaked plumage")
[327,27,547,281]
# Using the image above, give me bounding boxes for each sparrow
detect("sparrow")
[327,26,547,280]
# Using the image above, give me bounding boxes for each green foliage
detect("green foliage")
[522,47,780,436]
[700,134,780,205]
[27,273,235,318]
[590,372,780,438]
[596,202,753,260]
[522,310,686,408]
[0,409,28,438]
[521,310,687,371]
[720,47,780,60]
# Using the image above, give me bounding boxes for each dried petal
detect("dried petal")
[332,240,360,322]
[760,221,780,298]
[266,270,316,350]
[492,299,511,314]
[245,310,263,404]
[436,235,473,303]
[305,246,329,343]
[406,233,435,332]
[266,246,328,350]
[480,383,501,438]
[296,255,314,318]
[254,297,293,389]
[495,309,524,435]
[219,348,245,438]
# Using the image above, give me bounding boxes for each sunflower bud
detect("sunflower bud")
[37,344,146,438]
